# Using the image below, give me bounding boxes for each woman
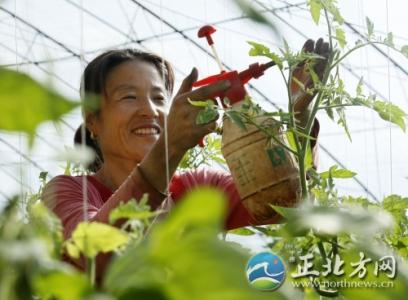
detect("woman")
[42,38,329,277]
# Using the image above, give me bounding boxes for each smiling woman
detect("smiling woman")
[41,46,322,280]
[74,50,174,173]
[83,55,169,174]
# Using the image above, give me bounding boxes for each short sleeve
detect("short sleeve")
[42,175,103,239]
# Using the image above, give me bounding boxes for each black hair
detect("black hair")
[74,49,175,172]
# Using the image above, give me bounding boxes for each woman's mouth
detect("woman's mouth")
[131,125,160,136]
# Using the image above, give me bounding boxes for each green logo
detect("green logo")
[246,251,286,291]
[267,147,287,167]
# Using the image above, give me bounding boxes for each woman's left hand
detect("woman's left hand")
[290,38,330,126]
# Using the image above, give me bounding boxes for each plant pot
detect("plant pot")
[221,114,301,223]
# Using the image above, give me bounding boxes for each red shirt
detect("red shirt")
[42,168,258,242]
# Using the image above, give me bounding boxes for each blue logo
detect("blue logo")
[246,251,286,291]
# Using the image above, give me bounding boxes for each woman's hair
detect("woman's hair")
[74,49,175,172]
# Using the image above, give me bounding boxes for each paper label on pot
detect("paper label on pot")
[266,146,287,167]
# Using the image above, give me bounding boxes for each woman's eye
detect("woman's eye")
[122,95,137,100]
[153,96,166,102]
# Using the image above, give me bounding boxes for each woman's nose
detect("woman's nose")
[137,98,160,118]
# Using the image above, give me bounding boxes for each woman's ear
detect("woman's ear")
[85,112,99,137]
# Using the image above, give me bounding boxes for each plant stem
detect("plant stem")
[87,257,96,286]
[301,51,335,153]
[318,104,357,109]
[298,48,335,201]
[287,66,308,200]
[323,8,333,51]
[329,41,386,72]
[298,150,308,200]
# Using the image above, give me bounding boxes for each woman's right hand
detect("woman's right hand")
[165,67,231,155]
[138,68,230,196]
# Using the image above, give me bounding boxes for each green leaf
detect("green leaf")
[282,38,291,57]
[228,227,256,236]
[225,110,247,130]
[401,45,408,58]
[336,107,352,141]
[188,98,211,107]
[356,77,364,96]
[27,202,63,258]
[366,100,407,131]
[308,0,322,25]
[70,222,130,258]
[325,106,334,120]
[39,171,48,182]
[268,52,283,70]
[384,32,395,47]
[366,17,374,39]
[271,204,299,219]
[65,240,80,259]
[342,195,373,208]
[64,161,72,176]
[189,98,219,125]
[320,165,357,179]
[196,106,219,125]
[0,68,78,145]
[320,0,343,25]
[335,27,346,48]
[109,196,160,224]
[150,188,227,244]
[34,271,92,300]
[247,41,283,69]
[248,41,270,56]
[382,194,408,212]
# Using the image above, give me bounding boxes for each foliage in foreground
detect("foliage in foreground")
[0,187,288,300]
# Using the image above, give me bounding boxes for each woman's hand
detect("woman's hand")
[166,68,230,155]
[290,38,330,127]
[138,68,230,195]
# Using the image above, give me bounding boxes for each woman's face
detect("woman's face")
[89,60,168,163]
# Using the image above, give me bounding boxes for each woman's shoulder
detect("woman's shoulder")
[174,167,232,187]
[41,175,82,210]
[42,175,87,201]
[44,174,87,190]
[42,174,105,209]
